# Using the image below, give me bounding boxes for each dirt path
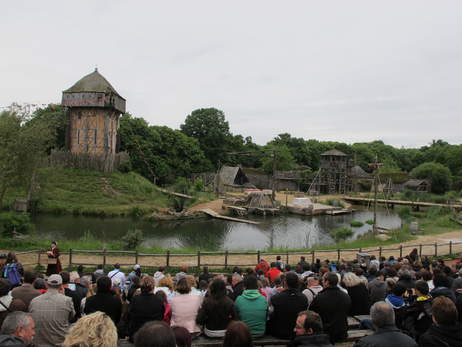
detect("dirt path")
[11,229,462,271]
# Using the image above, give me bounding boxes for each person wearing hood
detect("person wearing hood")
[452,277,462,321]
[419,296,462,347]
[385,282,408,329]
[367,269,387,304]
[430,274,456,302]
[402,280,432,342]
[235,275,268,337]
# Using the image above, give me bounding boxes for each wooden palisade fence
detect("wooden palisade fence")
[14,241,462,270]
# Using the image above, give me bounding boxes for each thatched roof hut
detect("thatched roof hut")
[216,166,254,193]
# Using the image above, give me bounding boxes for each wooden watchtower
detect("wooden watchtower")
[62,69,126,158]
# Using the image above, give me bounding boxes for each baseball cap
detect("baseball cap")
[133,264,141,271]
[47,274,63,286]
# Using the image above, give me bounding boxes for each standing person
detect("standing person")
[235,276,268,337]
[266,263,282,285]
[289,310,333,347]
[128,276,165,341]
[255,259,270,275]
[268,272,308,339]
[11,271,40,310]
[170,277,202,335]
[3,252,23,287]
[275,256,285,272]
[46,241,62,276]
[353,302,417,347]
[29,274,75,347]
[311,272,351,344]
[198,266,213,284]
[196,278,236,337]
[127,265,142,286]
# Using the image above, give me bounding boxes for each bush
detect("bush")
[350,220,364,227]
[122,229,143,249]
[0,212,34,237]
[410,162,452,194]
[366,219,374,225]
[193,179,205,192]
[331,227,353,242]
[397,206,412,219]
[425,206,454,219]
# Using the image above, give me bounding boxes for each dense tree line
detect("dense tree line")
[1,105,461,195]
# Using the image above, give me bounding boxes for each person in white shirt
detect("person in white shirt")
[302,276,323,307]
[107,264,126,290]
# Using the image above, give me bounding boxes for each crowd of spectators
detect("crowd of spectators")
[0,250,461,346]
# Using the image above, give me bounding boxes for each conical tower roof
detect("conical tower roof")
[63,68,121,96]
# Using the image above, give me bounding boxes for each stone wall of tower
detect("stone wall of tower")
[68,108,119,154]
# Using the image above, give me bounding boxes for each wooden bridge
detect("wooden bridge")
[344,196,462,210]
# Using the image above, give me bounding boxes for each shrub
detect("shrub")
[331,227,353,242]
[193,179,205,192]
[0,212,34,237]
[366,219,374,225]
[410,162,452,194]
[350,220,364,227]
[122,229,143,249]
[397,206,412,219]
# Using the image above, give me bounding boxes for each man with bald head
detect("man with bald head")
[353,301,417,347]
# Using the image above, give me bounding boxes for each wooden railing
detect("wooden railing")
[14,241,462,270]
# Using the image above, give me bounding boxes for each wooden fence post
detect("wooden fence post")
[434,242,438,257]
[399,245,403,258]
[379,247,382,258]
[69,248,73,267]
[257,251,260,263]
[166,250,170,268]
[419,244,422,257]
[135,250,139,265]
[37,250,41,267]
[449,241,453,255]
[197,251,201,268]
[103,249,107,271]
[225,251,228,269]
[311,250,315,263]
[286,251,289,265]
[337,249,341,262]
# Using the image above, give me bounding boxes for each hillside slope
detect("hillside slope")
[34,168,171,216]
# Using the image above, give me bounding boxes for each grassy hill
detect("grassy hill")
[12,168,173,217]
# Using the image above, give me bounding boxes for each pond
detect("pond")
[31,207,402,251]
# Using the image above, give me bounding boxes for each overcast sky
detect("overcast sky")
[1,1,461,147]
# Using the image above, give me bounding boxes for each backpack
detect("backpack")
[4,263,21,286]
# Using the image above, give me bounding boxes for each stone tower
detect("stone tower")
[62,69,126,157]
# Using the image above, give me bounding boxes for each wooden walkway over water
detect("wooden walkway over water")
[344,196,462,210]
[201,209,260,225]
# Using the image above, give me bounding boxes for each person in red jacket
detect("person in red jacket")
[255,259,270,275]
[266,262,282,284]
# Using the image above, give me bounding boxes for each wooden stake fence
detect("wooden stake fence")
[13,241,462,270]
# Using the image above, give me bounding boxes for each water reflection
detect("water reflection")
[32,208,401,251]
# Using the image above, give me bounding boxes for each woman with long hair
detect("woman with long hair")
[196,278,236,337]
[3,252,23,287]
[62,312,118,347]
[46,241,62,276]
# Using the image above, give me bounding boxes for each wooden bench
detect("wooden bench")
[192,335,290,346]
[346,329,374,342]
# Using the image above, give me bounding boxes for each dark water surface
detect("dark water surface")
[32,208,401,251]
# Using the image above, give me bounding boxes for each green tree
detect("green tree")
[261,145,296,174]
[410,162,452,194]
[119,114,211,184]
[0,110,55,208]
[180,108,232,168]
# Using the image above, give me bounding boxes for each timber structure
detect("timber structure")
[344,196,462,211]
